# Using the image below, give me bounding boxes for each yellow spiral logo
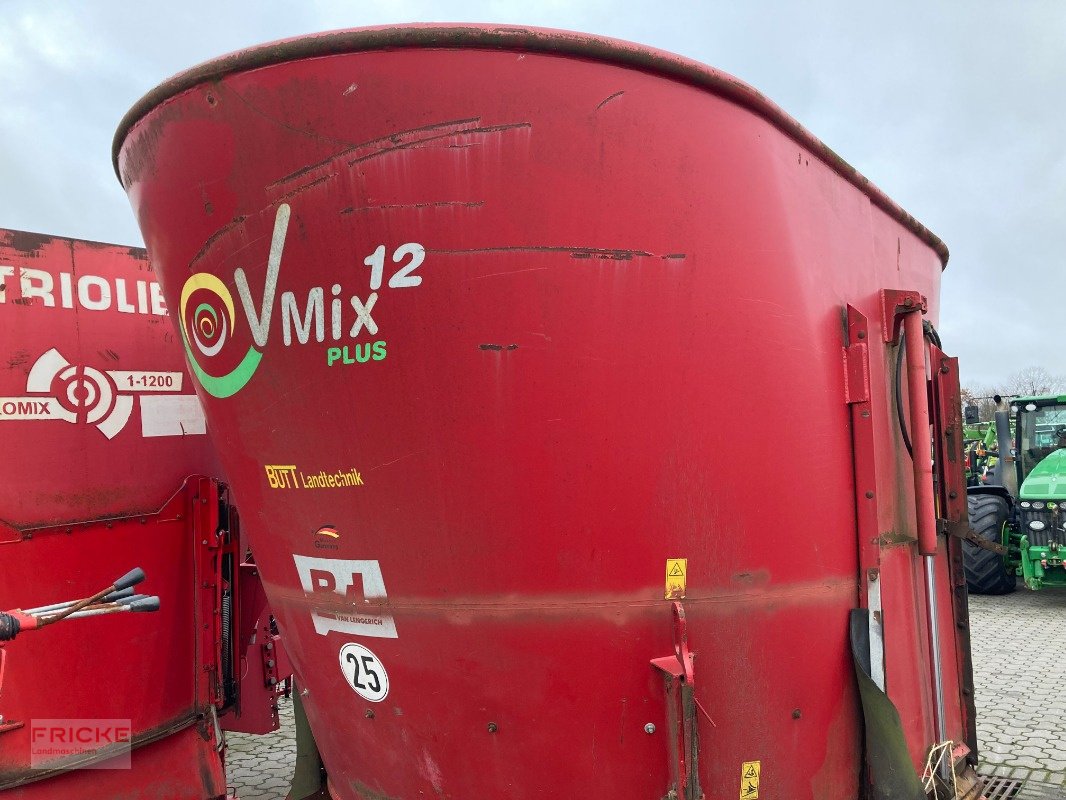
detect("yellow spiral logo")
[179,273,262,398]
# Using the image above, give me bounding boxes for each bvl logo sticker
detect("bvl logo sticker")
[292,555,397,638]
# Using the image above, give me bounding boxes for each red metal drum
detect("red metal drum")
[115,26,971,799]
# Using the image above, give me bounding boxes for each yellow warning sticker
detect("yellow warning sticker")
[665,558,687,599]
[740,760,761,799]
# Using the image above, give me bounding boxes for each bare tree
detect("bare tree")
[1006,366,1066,397]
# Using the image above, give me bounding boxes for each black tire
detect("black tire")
[964,494,1016,595]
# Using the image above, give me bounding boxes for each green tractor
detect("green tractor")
[965,394,1066,593]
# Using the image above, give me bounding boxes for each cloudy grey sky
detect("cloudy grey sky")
[1,1,1062,387]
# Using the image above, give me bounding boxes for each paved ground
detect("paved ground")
[970,588,1066,798]
[225,590,1066,799]
[226,695,298,800]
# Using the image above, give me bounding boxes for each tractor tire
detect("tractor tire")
[964,494,1016,595]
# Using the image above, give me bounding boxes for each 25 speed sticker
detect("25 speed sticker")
[339,643,389,702]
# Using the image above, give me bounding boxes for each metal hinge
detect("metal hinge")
[948,522,1008,555]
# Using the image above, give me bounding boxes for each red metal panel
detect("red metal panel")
[222,560,291,735]
[3,727,225,800]
[0,480,226,796]
[115,26,961,799]
[0,230,220,526]
[0,233,228,797]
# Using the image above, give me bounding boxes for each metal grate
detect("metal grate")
[1019,508,1066,547]
[979,775,1024,800]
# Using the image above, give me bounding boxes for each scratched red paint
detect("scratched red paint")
[114,25,971,799]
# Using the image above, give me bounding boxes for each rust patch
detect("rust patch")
[428,245,660,260]
[112,26,948,266]
[341,201,484,214]
[261,575,858,627]
[274,174,333,203]
[346,122,530,167]
[731,569,771,587]
[6,350,30,370]
[878,529,916,546]
[266,117,481,187]
[3,230,52,254]
[478,344,518,351]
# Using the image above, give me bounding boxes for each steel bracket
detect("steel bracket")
[879,288,927,344]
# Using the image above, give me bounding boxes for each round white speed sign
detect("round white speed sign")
[339,643,390,702]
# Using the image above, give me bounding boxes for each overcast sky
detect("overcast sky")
[1,1,1062,387]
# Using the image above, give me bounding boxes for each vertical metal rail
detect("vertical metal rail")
[903,309,938,560]
[900,308,949,776]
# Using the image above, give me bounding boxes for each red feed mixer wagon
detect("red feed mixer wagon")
[113,25,982,800]
[0,232,295,799]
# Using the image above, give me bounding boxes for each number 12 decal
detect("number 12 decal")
[339,642,390,702]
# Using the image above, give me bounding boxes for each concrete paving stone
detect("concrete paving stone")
[969,590,1066,791]
[226,695,298,800]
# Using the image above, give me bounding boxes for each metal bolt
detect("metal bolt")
[792,709,802,719]
[865,491,874,499]
[857,330,866,340]
[487,722,498,733]
[265,642,274,651]
[949,491,958,499]
[365,709,375,719]
[267,659,275,668]
[267,677,277,686]
[644,723,656,734]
